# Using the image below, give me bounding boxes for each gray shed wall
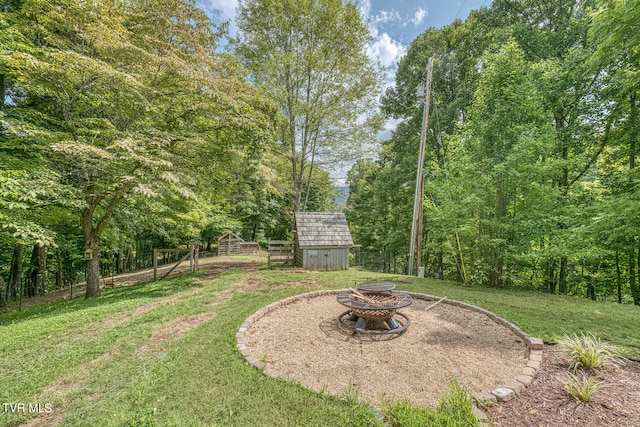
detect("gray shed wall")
[296,247,349,271]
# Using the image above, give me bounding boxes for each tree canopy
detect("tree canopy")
[233,0,384,212]
[1,0,274,298]
[346,0,640,304]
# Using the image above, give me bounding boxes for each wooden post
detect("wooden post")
[153,249,158,281]
[408,57,434,276]
[456,232,467,282]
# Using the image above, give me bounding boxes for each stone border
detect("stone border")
[236,289,543,409]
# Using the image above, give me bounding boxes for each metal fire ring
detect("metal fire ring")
[355,281,396,292]
[338,310,411,335]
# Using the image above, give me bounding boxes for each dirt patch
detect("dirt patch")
[26,348,121,427]
[136,312,217,354]
[132,287,204,318]
[488,345,640,426]
[18,408,65,427]
[245,293,528,407]
[205,289,234,308]
[240,274,324,292]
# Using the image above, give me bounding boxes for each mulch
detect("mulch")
[487,345,640,427]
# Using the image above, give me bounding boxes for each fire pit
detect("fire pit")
[337,281,413,335]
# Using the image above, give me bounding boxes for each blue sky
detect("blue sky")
[364,0,490,69]
[197,0,490,71]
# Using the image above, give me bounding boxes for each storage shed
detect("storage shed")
[294,212,354,271]
[217,232,259,256]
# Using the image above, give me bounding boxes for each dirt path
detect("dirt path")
[1,255,255,313]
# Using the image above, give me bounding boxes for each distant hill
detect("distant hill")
[333,186,349,211]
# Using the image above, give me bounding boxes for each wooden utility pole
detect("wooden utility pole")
[408,57,434,276]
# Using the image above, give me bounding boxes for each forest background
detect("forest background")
[1,0,639,307]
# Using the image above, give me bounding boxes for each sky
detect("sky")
[198,0,489,74]
[196,0,491,183]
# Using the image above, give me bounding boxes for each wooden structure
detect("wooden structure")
[153,246,195,281]
[217,232,259,256]
[294,212,353,271]
[267,239,294,268]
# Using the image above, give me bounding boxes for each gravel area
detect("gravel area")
[244,292,529,407]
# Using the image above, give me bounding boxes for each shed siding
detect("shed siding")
[302,248,349,271]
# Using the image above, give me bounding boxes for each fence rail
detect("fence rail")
[267,240,294,269]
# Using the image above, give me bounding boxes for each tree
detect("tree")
[370,11,496,277]
[589,0,640,303]
[234,0,384,212]
[461,40,556,287]
[490,0,605,293]
[1,0,271,298]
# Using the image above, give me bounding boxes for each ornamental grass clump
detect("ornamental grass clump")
[556,332,625,373]
[560,371,608,403]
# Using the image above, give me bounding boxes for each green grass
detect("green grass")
[1,256,639,426]
[381,379,479,427]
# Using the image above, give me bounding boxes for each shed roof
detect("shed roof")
[295,212,354,249]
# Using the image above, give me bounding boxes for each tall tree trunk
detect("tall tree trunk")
[85,236,101,298]
[82,211,101,298]
[628,245,638,303]
[436,252,444,280]
[546,261,557,294]
[8,244,24,300]
[36,244,46,295]
[0,74,6,105]
[615,250,622,304]
[558,256,568,294]
[587,277,596,301]
[489,178,507,287]
[55,249,63,290]
[630,93,639,305]
[0,274,5,306]
[25,245,46,297]
[26,245,38,298]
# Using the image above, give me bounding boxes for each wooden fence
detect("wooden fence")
[267,240,294,269]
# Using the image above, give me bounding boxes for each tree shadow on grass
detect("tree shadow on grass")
[0,272,201,325]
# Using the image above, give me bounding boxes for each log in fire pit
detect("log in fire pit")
[337,281,413,335]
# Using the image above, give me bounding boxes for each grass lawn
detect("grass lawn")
[1,256,638,426]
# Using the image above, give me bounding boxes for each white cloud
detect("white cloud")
[359,0,407,143]
[197,0,239,37]
[199,0,238,21]
[411,7,427,26]
[374,9,401,25]
[358,1,406,77]
[367,31,406,69]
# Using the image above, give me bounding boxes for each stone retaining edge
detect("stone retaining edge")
[236,289,544,421]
